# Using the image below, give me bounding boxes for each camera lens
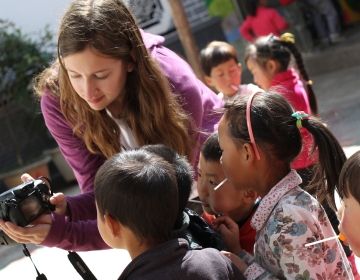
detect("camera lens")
[19,196,42,223]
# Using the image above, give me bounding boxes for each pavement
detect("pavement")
[1,28,360,279]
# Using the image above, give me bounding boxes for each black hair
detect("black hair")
[244,35,318,114]
[201,133,222,162]
[224,91,345,208]
[142,144,193,229]
[338,151,360,202]
[94,149,178,243]
[200,41,239,76]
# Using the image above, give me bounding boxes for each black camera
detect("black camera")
[0,178,54,228]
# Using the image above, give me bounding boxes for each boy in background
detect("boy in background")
[94,148,243,280]
[200,41,260,102]
[197,133,259,254]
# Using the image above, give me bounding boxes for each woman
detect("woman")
[0,0,222,250]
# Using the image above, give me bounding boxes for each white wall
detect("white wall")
[0,0,72,36]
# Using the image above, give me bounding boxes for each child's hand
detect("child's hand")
[213,216,241,254]
[221,251,248,273]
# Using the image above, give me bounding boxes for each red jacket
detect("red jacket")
[270,69,317,170]
[202,210,256,254]
[240,6,289,42]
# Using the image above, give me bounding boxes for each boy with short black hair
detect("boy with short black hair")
[197,133,259,254]
[200,41,260,102]
[94,149,243,280]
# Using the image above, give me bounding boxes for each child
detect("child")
[200,41,260,102]
[240,0,289,42]
[94,149,243,279]
[339,151,360,257]
[245,33,317,116]
[142,144,224,250]
[217,91,353,278]
[197,133,259,254]
[304,0,342,45]
[244,32,356,265]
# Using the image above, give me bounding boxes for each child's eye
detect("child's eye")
[209,179,218,187]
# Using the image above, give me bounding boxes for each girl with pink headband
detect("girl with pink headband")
[216,91,354,279]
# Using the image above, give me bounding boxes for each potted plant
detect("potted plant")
[0,20,56,187]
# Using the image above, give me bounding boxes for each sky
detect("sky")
[0,0,72,37]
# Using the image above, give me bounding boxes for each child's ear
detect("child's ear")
[266,59,279,75]
[204,75,214,87]
[104,213,122,237]
[242,143,258,162]
[242,190,258,203]
[238,63,242,71]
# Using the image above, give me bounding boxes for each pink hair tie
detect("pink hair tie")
[246,92,261,160]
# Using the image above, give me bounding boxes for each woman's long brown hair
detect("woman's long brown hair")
[34,0,193,160]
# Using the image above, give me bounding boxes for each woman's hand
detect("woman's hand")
[0,214,52,244]
[0,173,67,244]
[21,173,68,216]
[213,215,242,254]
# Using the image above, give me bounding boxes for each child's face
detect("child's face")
[197,154,217,215]
[246,57,273,90]
[339,195,360,257]
[218,116,249,191]
[197,154,254,220]
[205,59,242,96]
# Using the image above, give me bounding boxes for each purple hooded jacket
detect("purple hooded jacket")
[40,31,222,250]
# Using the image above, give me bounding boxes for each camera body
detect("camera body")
[0,179,54,227]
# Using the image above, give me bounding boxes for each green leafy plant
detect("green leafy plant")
[0,20,55,172]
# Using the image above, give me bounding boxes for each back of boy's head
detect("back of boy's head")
[223,91,345,208]
[245,34,318,114]
[339,151,360,203]
[142,144,193,216]
[94,149,179,243]
[201,133,222,162]
[200,41,238,76]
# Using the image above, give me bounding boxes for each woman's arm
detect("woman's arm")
[151,42,223,161]
[38,92,107,250]
[41,92,105,195]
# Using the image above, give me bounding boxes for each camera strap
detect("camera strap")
[22,244,47,280]
[67,251,97,280]
[21,245,97,280]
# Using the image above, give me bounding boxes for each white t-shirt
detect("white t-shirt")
[106,109,139,151]
[219,83,262,102]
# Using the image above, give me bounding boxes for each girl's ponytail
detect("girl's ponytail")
[280,34,318,115]
[301,117,346,208]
